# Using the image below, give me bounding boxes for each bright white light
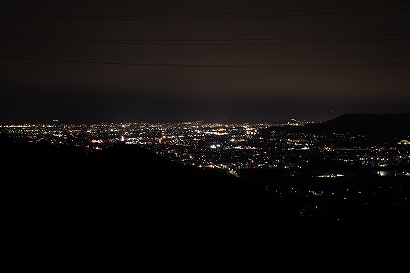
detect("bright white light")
[378,170,388,176]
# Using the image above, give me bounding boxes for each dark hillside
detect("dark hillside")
[2,127,409,261]
[267,113,410,138]
[2,131,307,249]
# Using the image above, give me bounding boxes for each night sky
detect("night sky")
[1,0,409,124]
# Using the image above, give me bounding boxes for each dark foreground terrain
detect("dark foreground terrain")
[2,131,410,260]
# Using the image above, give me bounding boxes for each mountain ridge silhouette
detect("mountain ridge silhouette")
[271,113,410,137]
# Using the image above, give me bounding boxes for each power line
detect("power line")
[1,2,409,21]
[1,55,409,68]
[5,2,409,18]
[1,34,409,45]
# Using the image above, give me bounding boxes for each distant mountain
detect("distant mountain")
[269,113,410,137]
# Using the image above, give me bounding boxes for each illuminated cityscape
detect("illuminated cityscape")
[2,118,410,226]
[2,120,409,178]
[3,0,410,255]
